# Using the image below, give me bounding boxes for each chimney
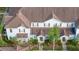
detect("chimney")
[52,11,59,19]
[63,28,69,36]
[38,29,44,36]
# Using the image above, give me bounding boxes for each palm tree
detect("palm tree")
[48,27,60,51]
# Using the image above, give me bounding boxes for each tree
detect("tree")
[0,24,4,33]
[48,26,60,50]
[0,7,7,12]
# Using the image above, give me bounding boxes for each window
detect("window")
[24,29,25,32]
[44,23,45,27]
[71,24,73,27]
[60,23,62,27]
[67,23,68,27]
[10,37,12,39]
[77,34,79,38]
[32,23,34,27]
[10,29,12,33]
[37,23,38,26]
[48,23,50,27]
[40,37,43,41]
[54,23,57,27]
[19,29,20,32]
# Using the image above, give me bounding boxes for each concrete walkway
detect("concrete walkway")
[62,43,67,51]
[39,43,43,50]
[0,47,16,51]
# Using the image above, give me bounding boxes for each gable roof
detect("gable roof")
[4,16,13,24]
[5,15,29,28]
[5,7,79,28]
[21,7,78,22]
[21,7,53,22]
[44,18,62,23]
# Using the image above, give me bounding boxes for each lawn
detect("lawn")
[0,39,8,47]
[0,8,7,13]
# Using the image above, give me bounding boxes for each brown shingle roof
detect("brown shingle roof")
[21,7,53,22]
[5,7,79,28]
[4,16,13,25]
[5,16,29,28]
[21,7,78,22]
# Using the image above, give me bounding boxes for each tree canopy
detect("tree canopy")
[48,27,60,41]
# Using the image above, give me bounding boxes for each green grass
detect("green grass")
[0,8,7,12]
[0,14,3,19]
[0,24,4,33]
[0,39,8,47]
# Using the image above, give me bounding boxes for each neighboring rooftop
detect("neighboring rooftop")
[8,7,21,16]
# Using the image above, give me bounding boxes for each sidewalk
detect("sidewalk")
[0,47,16,51]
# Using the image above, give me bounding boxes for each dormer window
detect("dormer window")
[60,23,62,27]
[24,29,25,32]
[19,29,20,32]
[71,23,74,27]
[67,23,68,27]
[37,23,38,26]
[54,23,57,27]
[48,23,50,27]
[32,23,34,27]
[44,23,45,27]
[10,29,12,33]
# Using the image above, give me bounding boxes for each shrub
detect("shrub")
[55,40,62,46]
[67,45,79,51]
[44,39,52,45]
[43,44,53,50]
[66,39,79,51]
[28,38,38,45]
[55,46,62,50]
[67,40,77,46]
